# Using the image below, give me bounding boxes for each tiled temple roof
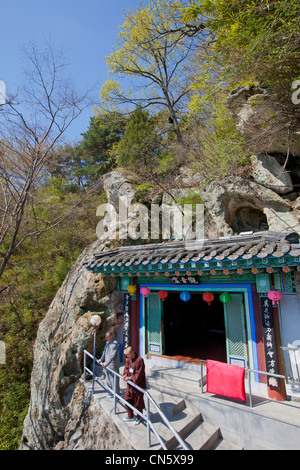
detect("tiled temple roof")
[84,231,300,275]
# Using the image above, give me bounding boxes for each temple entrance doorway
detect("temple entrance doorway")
[162,292,227,363]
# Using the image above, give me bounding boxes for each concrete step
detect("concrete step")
[146,391,234,451]
[143,392,203,450]
[170,419,221,451]
[146,364,205,388]
[145,367,204,401]
[164,410,203,450]
[212,438,244,450]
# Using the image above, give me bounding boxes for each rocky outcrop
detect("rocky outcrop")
[200,176,300,236]
[227,85,300,157]
[250,154,293,194]
[19,240,121,450]
[158,176,300,238]
[54,382,133,450]
[101,170,137,210]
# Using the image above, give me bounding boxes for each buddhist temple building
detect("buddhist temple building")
[84,231,300,401]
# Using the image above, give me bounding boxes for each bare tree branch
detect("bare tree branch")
[0,40,94,281]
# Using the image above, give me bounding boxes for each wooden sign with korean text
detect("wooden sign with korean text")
[123,292,131,350]
[260,295,280,389]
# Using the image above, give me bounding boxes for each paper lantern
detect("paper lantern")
[127,285,137,296]
[180,291,191,302]
[158,290,168,301]
[203,292,214,306]
[140,287,151,298]
[220,292,232,304]
[268,290,282,305]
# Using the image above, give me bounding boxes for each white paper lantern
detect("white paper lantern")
[90,314,101,327]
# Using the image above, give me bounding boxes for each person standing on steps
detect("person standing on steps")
[97,331,120,397]
[122,346,146,425]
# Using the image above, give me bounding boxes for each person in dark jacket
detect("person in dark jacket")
[122,346,146,425]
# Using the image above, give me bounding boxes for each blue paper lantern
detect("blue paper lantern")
[180,291,191,302]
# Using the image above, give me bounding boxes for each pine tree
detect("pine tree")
[117,106,161,172]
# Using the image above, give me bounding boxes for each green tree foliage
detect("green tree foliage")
[3,0,300,450]
[183,103,249,180]
[71,112,127,187]
[0,40,91,283]
[117,106,162,172]
[184,0,300,96]
[100,0,199,142]
[0,182,102,449]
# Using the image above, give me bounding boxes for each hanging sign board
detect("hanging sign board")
[123,292,131,350]
[260,295,280,389]
[170,275,200,285]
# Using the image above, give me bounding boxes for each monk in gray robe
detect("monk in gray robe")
[98,331,120,397]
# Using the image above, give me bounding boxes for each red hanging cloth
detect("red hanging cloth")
[206,360,246,402]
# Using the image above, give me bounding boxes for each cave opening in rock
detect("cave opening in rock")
[229,206,269,234]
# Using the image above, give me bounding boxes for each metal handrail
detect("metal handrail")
[280,346,300,386]
[83,350,189,450]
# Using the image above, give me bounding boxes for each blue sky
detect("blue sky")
[0,0,139,144]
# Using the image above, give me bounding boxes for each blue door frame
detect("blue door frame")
[139,283,259,382]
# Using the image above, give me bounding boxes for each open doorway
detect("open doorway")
[163,292,227,363]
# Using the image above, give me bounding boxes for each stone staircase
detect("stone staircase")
[87,363,243,450]
[144,386,243,450]
[85,359,300,450]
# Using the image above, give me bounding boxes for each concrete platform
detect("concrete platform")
[83,364,300,451]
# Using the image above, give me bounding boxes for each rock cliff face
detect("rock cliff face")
[227,85,300,156]
[19,240,124,450]
[54,382,133,451]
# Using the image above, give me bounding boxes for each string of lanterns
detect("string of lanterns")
[130,286,234,305]
[128,285,282,307]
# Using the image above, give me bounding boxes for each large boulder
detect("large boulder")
[250,154,293,194]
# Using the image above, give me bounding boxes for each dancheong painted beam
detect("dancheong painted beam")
[83,231,300,279]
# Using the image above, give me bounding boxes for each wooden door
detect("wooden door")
[147,293,164,355]
[224,294,248,368]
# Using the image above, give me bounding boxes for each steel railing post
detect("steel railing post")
[113,373,117,414]
[92,330,96,394]
[146,395,151,448]
[248,372,252,408]
[84,351,86,384]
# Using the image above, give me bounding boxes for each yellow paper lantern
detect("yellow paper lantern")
[127,285,137,296]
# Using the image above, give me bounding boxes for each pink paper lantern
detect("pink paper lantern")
[267,290,282,305]
[140,287,151,298]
